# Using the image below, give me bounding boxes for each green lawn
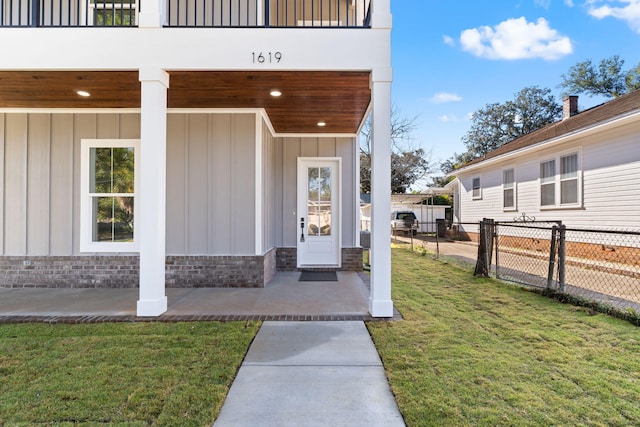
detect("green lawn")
[0,321,260,426]
[3,247,640,426]
[367,246,640,426]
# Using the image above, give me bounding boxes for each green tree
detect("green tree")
[559,55,640,98]
[360,107,434,194]
[440,86,561,173]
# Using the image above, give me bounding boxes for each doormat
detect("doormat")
[299,271,338,282]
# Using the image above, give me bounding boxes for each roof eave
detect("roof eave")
[453,109,640,175]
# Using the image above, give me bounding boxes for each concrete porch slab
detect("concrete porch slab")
[0,272,375,321]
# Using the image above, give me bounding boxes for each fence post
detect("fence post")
[435,222,440,260]
[547,225,558,289]
[494,222,500,279]
[487,218,495,268]
[474,218,494,277]
[558,224,566,292]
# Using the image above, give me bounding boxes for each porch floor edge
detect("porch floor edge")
[0,311,402,324]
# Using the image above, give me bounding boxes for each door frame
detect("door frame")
[296,157,342,268]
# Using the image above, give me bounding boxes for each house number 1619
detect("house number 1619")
[252,52,282,63]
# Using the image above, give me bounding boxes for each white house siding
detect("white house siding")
[457,119,640,231]
[165,113,256,256]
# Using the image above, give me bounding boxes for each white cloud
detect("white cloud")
[587,0,640,33]
[430,92,463,103]
[443,35,455,46]
[438,114,459,122]
[535,0,552,9]
[565,0,575,6]
[459,17,573,60]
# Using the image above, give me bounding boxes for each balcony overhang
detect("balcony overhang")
[0,70,371,134]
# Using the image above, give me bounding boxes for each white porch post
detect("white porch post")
[138,0,165,27]
[369,67,394,317]
[137,66,169,317]
[371,0,392,29]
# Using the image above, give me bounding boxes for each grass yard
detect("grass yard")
[367,246,640,427]
[0,321,260,426]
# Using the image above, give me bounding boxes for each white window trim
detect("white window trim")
[539,150,582,210]
[502,167,517,211]
[471,176,482,200]
[80,139,141,253]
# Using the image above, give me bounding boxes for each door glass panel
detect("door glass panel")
[307,166,332,237]
[319,167,331,235]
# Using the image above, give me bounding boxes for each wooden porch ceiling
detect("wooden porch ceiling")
[0,70,371,134]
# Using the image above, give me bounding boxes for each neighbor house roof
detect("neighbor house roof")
[456,89,640,172]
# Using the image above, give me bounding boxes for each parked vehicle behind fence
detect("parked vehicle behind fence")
[391,211,418,236]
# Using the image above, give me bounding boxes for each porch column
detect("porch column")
[137,66,169,317]
[371,0,392,29]
[369,67,394,318]
[138,0,165,27]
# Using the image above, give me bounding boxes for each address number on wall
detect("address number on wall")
[252,52,283,63]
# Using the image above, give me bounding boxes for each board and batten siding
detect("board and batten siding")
[0,112,140,256]
[165,113,256,256]
[261,117,278,253]
[457,119,640,230]
[0,112,257,256]
[1,111,359,257]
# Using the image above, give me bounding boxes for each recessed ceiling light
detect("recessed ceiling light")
[317,121,326,127]
[76,90,91,97]
[270,89,282,97]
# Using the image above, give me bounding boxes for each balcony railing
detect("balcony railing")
[0,0,371,27]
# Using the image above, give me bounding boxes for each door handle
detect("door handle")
[300,217,305,242]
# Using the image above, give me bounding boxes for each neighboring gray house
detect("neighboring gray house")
[450,91,640,237]
[0,0,396,318]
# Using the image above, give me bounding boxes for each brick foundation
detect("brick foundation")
[0,250,279,289]
[275,247,363,272]
[0,256,140,288]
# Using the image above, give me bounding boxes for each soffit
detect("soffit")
[0,70,371,133]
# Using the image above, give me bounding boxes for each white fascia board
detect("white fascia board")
[1,28,390,71]
[454,110,640,176]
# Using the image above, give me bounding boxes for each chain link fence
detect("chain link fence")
[477,219,640,312]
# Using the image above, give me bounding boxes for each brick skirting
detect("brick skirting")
[0,250,278,289]
[276,247,363,272]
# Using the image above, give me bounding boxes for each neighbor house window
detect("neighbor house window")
[472,177,481,199]
[503,168,515,210]
[540,152,581,208]
[540,160,556,206]
[560,153,579,204]
[80,139,140,252]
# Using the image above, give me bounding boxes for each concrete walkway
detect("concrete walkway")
[213,321,405,427]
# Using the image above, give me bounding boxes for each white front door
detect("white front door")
[297,158,341,268]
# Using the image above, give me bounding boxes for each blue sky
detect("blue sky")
[390,0,640,184]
